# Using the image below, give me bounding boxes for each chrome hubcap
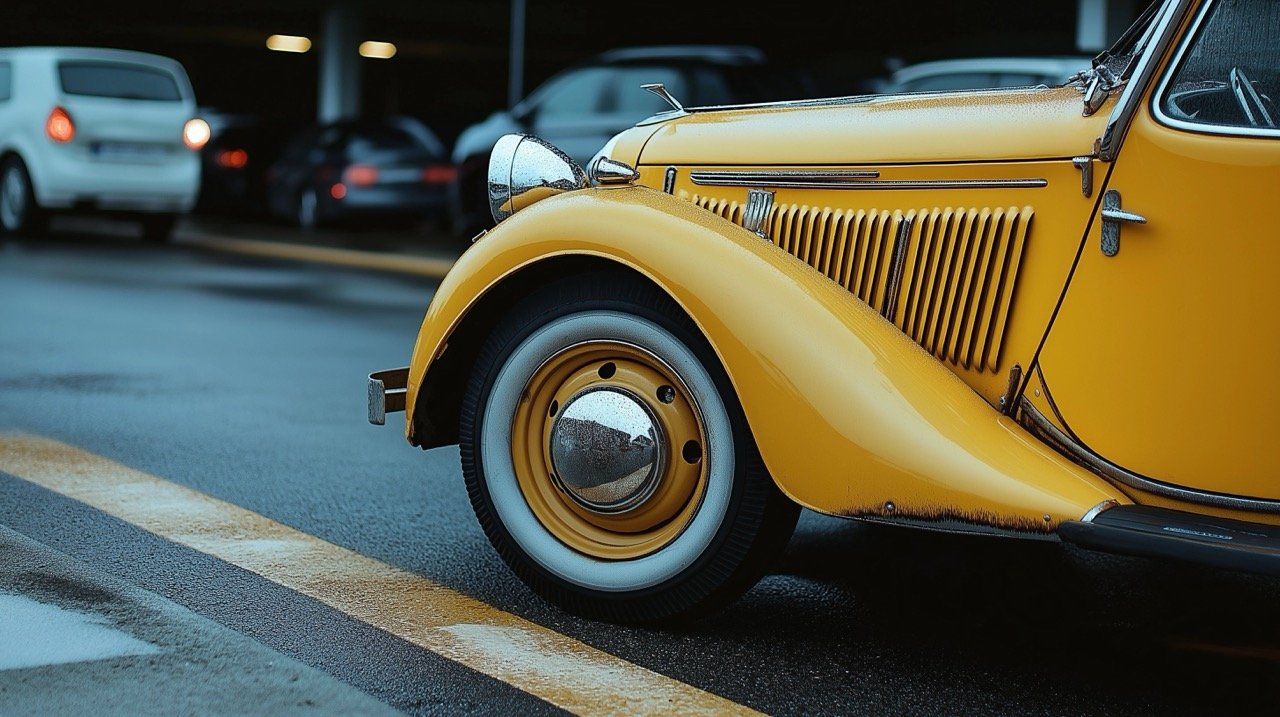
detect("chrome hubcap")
[549,387,666,514]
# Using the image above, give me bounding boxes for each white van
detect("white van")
[0,47,207,242]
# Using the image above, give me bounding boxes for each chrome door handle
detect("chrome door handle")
[1100,189,1146,257]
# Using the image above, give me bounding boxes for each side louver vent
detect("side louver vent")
[690,194,1031,373]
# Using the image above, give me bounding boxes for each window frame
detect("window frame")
[1150,0,1280,138]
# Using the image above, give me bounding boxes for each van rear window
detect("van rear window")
[58,62,182,102]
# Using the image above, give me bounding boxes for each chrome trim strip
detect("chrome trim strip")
[1020,398,1280,514]
[662,166,677,194]
[1150,0,1280,139]
[881,216,913,319]
[690,170,879,186]
[1081,499,1121,523]
[1100,0,1194,161]
[689,174,1047,190]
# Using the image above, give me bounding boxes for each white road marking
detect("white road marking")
[0,432,761,716]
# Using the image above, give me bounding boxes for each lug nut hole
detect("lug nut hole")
[657,385,675,404]
[548,400,558,417]
[597,362,616,379]
[682,440,702,464]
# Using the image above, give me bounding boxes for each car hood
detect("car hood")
[635,86,1110,166]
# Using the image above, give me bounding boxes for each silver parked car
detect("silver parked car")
[0,47,206,242]
[877,55,1094,94]
[446,45,816,238]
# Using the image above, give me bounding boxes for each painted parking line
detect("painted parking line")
[0,432,760,716]
[179,234,458,279]
[1167,638,1280,665]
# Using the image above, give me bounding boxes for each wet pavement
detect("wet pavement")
[1,219,1278,716]
[0,526,399,716]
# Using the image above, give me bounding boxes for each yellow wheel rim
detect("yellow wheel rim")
[510,340,708,560]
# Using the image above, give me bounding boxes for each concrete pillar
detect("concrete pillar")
[507,0,527,109]
[1077,0,1137,53]
[318,0,362,123]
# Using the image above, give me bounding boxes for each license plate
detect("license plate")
[90,142,169,160]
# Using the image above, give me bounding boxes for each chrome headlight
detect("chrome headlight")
[487,134,588,223]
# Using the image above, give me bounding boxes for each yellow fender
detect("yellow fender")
[406,185,1127,532]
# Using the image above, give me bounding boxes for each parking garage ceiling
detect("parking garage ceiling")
[8,1,1099,143]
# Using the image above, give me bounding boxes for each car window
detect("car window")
[898,72,997,92]
[349,125,428,153]
[688,68,736,106]
[58,62,183,102]
[536,67,612,118]
[996,72,1049,87]
[1159,0,1280,130]
[611,67,685,115]
[0,62,10,102]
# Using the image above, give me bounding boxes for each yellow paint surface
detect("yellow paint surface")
[0,432,759,717]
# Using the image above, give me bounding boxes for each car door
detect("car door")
[1038,0,1280,500]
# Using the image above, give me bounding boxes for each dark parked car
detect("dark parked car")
[195,108,292,218]
[447,45,817,237]
[265,115,455,230]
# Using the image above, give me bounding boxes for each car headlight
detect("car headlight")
[487,133,588,223]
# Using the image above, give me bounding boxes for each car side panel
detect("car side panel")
[408,186,1126,532]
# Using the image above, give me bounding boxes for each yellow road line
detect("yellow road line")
[180,234,457,279]
[0,432,760,716]
[1168,638,1280,665]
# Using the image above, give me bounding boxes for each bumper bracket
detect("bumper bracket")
[368,367,410,426]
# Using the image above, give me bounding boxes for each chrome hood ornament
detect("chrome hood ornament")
[640,83,685,113]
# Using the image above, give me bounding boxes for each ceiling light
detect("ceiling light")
[266,35,311,53]
[359,41,396,59]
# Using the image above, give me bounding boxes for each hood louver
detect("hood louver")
[691,194,1031,374]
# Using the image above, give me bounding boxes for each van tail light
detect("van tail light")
[342,164,379,187]
[45,106,75,143]
[183,118,211,150]
[422,164,458,185]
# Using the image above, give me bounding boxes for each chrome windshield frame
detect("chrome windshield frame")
[1099,0,1196,160]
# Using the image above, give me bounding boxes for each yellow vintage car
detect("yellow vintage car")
[370,0,1280,624]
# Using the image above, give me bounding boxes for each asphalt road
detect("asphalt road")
[1,220,1278,716]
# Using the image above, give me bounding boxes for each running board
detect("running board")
[1059,505,1280,576]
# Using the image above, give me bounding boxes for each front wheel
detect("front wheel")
[460,272,799,625]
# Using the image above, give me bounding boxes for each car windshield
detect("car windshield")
[58,61,183,101]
